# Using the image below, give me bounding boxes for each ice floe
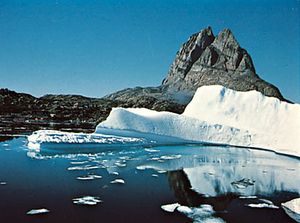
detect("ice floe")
[161,203,180,212]
[247,203,279,209]
[281,198,300,222]
[161,203,225,223]
[110,179,125,184]
[26,208,50,215]
[72,196,102,205]
[76,174,102,180]
[67,165,101,171]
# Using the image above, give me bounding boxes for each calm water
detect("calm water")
[0,136,299,223]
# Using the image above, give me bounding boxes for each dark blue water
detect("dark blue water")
[0,136,299,223]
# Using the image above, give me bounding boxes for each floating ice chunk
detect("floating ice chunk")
[239,195,258,199]
[110,179,125,184]
[70,161,88,165]
[115,162,126,167]
[177,205,193,214]
[0,182,7,185]
[110,171,119,175]
[160,155,182,160]
[145,148,160,153]
[177,204,225,223]
[72,196,102,205]
[26,208,50,215]
[76,174,102,180]
[161,203,180,212]
[282,198,300,222]
[136,166,147,170]
[151,174,158,178]
[67,165,101,171]
[157,170,167,174]
[247,203,279,209]
[231,178,255,189]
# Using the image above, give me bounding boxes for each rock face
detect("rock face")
[107,27,286,104]
[162,27,285,101]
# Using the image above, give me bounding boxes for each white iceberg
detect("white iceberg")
[282,198,300,222]
[27,85,300,157]
[26,208,50,215]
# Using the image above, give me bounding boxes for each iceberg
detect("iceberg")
[28,85,300,157]
[282,198,300,222]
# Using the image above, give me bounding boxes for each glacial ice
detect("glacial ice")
[27,85,300,157]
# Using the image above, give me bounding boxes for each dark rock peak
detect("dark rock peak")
[160,27,286,102]
[163,27,256,88]
[162,26,215,85]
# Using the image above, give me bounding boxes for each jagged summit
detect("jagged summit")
[161,27,283,101]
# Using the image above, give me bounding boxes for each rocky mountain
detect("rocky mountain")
[0,27,289,134]
[106,27,286,104]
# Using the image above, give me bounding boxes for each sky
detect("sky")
[0,0,299,102]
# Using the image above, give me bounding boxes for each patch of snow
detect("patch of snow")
[26,208,50,215]
[72,196,102,205]
[282,198,300,222]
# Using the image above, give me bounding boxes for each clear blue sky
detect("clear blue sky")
[0,0,299,102]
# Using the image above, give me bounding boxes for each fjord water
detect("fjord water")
[0,136,299,223]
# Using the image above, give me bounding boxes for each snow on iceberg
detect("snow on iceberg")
[96,85,300,157]
[27,85,300,157]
